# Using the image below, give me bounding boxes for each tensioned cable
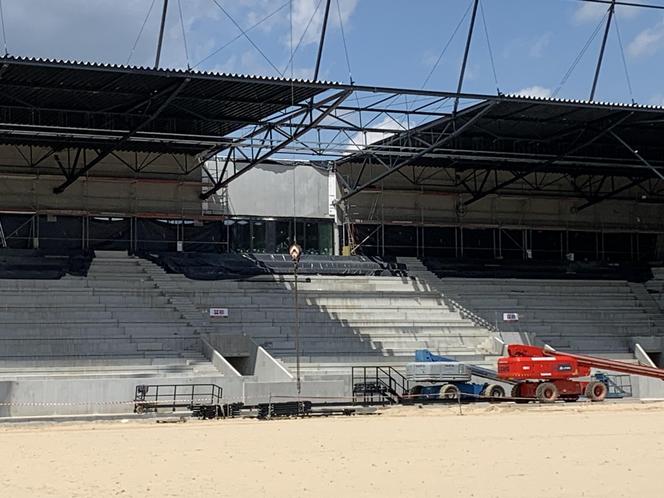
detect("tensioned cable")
[127,0,158,65]
[552,8,609,97]
[192,1,289,69]
[479,0,500,93]
[421,1,472,89]
[335,0,354,84]
[280,0,324,76]
[613,14,635,103]
[177,0,191,69]
[208,0,281,74]
[0,0,8,55]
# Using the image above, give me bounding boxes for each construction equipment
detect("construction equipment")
[498,344,664,402]
[405,349,508,400]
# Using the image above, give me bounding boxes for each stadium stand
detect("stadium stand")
[0,251,220,380]
[137,255,498,378]
[401,257,664,356]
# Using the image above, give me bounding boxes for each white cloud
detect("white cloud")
[573,3,607,23]
[288,0,358,48]
[627,19,664,57]
[529,33,551,58]
[514,86,552,99]
[0,0,219,67]
[345,116,409,153]
[573,3,639,24]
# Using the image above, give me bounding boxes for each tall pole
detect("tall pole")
[590,0,616,101]
[454,0,480,114]
[313,0,332,81]
[294,261,301,395]
[155,0,169,69]
[289,243,303,395]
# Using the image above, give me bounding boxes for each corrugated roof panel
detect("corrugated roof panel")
[0,55,334,154]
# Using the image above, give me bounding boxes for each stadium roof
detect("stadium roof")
[0,55,332,155]
[337,95,664,206]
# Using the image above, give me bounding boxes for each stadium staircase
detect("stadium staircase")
[399,257,664,357]
[134,258,499,379]
[0,251,220,383]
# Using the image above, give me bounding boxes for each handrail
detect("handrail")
[351,366,409,404]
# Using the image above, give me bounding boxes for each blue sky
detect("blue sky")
[2,0,664,104]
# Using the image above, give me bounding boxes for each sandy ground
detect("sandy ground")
[1,402,664,498]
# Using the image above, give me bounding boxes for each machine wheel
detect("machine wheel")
[511,384,529,403]
[535,382,559,403]
[484,384,506,398]
[439,384,460,400]
[585,381,608,402]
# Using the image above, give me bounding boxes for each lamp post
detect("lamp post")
[289,243,303,395]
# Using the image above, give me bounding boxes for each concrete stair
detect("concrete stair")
[400,257,664,356]
[0,251,220,382]
[134,260,497,379]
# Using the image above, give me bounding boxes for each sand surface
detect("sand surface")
[1,401,664,497]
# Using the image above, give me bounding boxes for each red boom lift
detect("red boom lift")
[498,344,664,402]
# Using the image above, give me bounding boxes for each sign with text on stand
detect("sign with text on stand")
[209,308,229,318]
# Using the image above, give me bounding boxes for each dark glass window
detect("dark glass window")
[230,221,251,252]
[251,221,266,253]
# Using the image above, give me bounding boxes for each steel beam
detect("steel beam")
[200,89,352,199]
[337,101,496,203]
[313,0,332,81]
[590,0,615,101]
[53,77,190,194]
[188,90,351,176]
[155,0,169,69]
[611,130,664,180]
[462,111,634,206]
[574,177,644,211]
[454,0,480,114]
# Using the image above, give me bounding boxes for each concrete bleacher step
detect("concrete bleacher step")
[402,256,664,356]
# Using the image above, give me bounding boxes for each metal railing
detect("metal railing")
[133,383,223,415]
[351,366,409,405]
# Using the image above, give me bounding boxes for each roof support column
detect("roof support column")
[590,0,616,101]
[155,0,169,69]
[454,0,480,114]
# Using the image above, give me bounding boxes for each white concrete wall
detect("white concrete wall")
[216,162,333,219]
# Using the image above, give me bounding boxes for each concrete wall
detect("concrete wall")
[337,162,664,232]
[0,375,224,417]
[0,145,203,216]
[209,161,334,219]
[343,189,664,233]
[204,334,293,383]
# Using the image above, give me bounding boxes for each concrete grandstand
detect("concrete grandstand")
[1,54,664,416]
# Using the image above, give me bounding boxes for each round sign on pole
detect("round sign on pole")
[289,243,302,262]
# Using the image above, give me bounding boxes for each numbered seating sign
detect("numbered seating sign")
[209,308,229,318]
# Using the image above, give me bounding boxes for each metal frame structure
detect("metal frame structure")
[1,55,664,216]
